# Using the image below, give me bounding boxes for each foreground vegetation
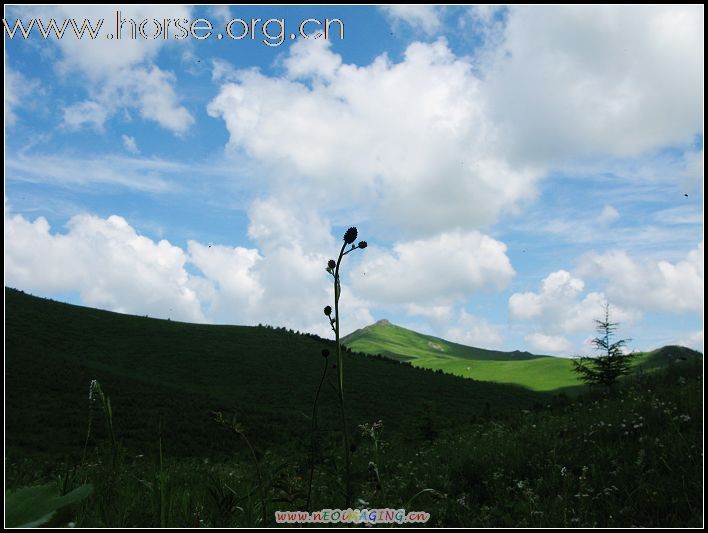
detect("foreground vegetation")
[5,288,703,527]
[6,359,702,527]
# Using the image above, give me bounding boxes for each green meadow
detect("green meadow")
[343,319,677,392]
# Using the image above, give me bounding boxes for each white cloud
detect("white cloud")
[282,35,342,81]
[407,303,453,323]
[64,65,194,134]
[578,243,704,314]
[597,205,620,226]
[351,230,514,305]
[207,5,232,26]
[12,5,195,134]
[5,63,40,127]
[186,240,263,323]
[122,134,140,154]
[525,332,573,355]
[677,330,703,352]
[244,198,373,335]
[46,6,187,74]
[6,153,179,192]
[444,310,503,350]
[4,211,206,322]
[207,38,540,238]
[682,149,703,193]
[126,66,194,133]
[484,5,703,164]
[509,270,637,336]
[3,205,374,338]
[62,100,109,131]
[380,6,444,35]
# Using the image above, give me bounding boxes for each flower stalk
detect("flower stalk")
[324,227,367,507]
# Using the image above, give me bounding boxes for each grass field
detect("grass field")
[343,319,689,392]
[4,287,703,527]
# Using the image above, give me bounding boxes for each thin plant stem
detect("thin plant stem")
[306,356,329,511]
[237,429,268,526]
[333,241,352,507]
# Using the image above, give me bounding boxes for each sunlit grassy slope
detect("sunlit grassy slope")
[343,320,696,391]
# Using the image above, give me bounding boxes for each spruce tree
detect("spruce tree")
[573,303,634,392]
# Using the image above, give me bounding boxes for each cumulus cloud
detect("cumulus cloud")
[3,205,374,337]
[578,243,704,314]
[4,211,206,322]
[10,5,195,134]
[509,270,637,336]
[525,333,573,355]
[59,65,194,134]
[444,310,503,350]
[380,6,444,35]
[351,230,515,305]
[207,38,540,238]
[484,5,703,164]
[510,243,704,353]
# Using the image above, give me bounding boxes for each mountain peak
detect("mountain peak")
[374,319,392,326]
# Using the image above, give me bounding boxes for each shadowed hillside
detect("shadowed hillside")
[5,287,544,458]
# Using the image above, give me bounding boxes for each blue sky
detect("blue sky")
[4,5,704,355]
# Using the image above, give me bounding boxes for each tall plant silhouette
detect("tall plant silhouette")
[324,226,367,507]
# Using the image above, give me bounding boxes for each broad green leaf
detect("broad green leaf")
[6,483,93,528]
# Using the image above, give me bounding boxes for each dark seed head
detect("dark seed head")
[328,259,336,269]
[321,349,330,358]
[324,305,332,316]
[358,241,368,249]
[343,227,358,244]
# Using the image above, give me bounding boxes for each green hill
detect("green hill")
[4,288,543,459]
[4,288,702,527]
[342,319,697,392]
[342,319,578,391]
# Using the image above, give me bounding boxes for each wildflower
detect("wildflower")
[343,227,358,244]
[324,305,332,316]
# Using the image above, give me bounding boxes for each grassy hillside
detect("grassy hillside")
[343,320,698,392]
[343,319,578,391]
[4,288,702,527]
[5,288,543,459]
